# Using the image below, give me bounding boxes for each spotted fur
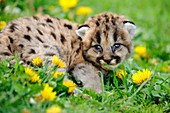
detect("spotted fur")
[0,13,136,93]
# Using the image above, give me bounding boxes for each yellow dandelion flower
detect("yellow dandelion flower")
[25,67,35,76]
[54,71,65,79]
[134,54,140,61]
[52,55,66,68]
[46,105,62,113]
[29,74,40,82]
[134,45,148,58]
[116,69,127,79]
[162,65,170,73]
[76,6,92,15]
[59,0,78,11]
[0,20,6,30]
[32,57,42,66]
[63,80,76,93]
[132,69,152,84]
[25,67,40,82]
[40,84,56,101]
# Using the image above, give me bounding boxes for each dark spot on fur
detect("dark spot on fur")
[103,31,106,35]
[9,23,17,32]
[78,25,89,29]
[106,17,109,23]
[2,52,10,56]
[96,21,100,26]
[55,17,60,20]
[111,20,115,25]
[26,61,31,65]
[33,16,39,20]
[8,36,14,43]
[96,31,101,44]
[64,24,72,29]
[49,25,55,30]
[51,32,56,40]
[46,18,53,23]
[113,32,118,42]
[78,36,82,41]
[7,45,12,52]
[45,53,55,56]
[24,35,31,41]
[37,29,43,35]
[38,23,46,26]
[20,53,23,58]
[36,36,44,43]
[29,49,36,54]
[60,34,66,44]
[19,44,24,48]
[26,26,31,31]
[104,14,109,22]
[76,46,81,54]
[106,25,110,30]
[43,45,49,48]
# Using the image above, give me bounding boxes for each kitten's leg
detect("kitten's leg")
[71,63,102,93]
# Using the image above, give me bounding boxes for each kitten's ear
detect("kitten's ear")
[123,21,136,39]
[76,25,89,38]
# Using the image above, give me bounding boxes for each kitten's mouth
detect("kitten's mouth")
[99,59,120,70]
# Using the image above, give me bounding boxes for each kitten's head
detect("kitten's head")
[76,13,136,70]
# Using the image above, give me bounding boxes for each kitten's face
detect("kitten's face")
[76,13,136,70]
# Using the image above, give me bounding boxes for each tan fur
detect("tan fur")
[0,13,135,93]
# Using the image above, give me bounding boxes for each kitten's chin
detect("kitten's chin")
[100,60,120,70]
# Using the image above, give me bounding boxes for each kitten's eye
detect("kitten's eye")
[93,45,103,52]
[112,44,121,52]
[114,44,121,49]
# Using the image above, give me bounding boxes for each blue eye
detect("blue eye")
[114,44,121,49]
[93,45,103,52]
[112,44,121,52]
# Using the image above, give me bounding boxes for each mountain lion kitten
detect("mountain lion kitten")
[0,12,136,93]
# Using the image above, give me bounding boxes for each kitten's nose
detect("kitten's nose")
[104,59,112,64]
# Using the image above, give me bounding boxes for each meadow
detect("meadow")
[0,0,170,113]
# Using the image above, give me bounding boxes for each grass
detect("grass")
[0,0,170,113]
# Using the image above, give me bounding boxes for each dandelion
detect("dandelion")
[25,67,35,75]
[76,6,92,15]
[54,71,65,79]
[134,54,140,61]
[63,80,76,93]
[0,20,6,30]
[134,45,148,58]
[40,84,56,101]
[132,69,152,84]
[29,74,40,82]
[52,55,66,68]
[25,67,40,82]
[162,65,170,73]
[32,56,42,66]
[59,0,78,12]
[116,69,127,79]
[46,105,62,113]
